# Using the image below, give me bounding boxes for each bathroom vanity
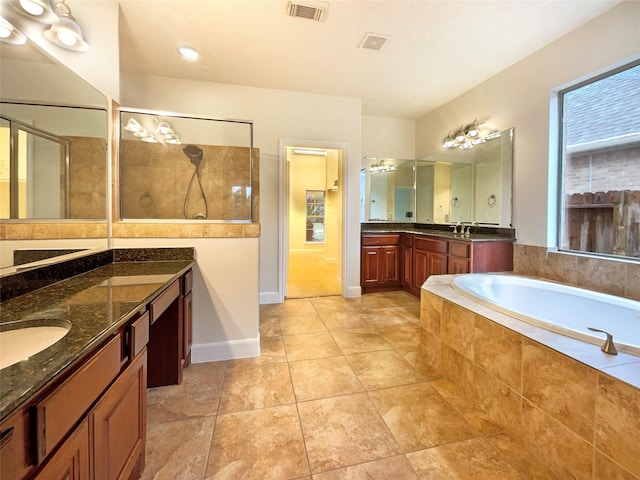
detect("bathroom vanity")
[361,227,514,296]
[0,249,194,480]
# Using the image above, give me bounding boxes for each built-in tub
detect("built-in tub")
[452,273,640,356]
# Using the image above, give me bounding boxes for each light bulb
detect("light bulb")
[178,46,198,60]
[19,0,44,16]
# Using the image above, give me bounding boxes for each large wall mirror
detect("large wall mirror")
[361,128,513,227]
[0,29,109,270]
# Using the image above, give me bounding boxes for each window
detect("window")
[558,61,640,260]
[305,190,325,242]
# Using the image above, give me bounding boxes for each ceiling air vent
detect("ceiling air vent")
[359,33,391,52]
[287,1,328,22]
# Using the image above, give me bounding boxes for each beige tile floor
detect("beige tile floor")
[142,291,558,480]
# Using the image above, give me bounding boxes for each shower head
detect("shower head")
[183,144,203,166]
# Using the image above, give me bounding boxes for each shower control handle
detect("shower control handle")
[587,327,618,355]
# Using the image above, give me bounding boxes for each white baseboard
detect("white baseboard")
[191,337,260,363]
[260,291,282,304]
[345,285,362,298]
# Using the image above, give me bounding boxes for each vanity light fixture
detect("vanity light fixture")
[178,46,198,60]
[124,116,181,145]
[0,17,27,45]
[367,158,397,173]
[442,118,500,150]
[43,0,89,52]
[12,0,58,21]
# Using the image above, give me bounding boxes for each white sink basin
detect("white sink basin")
[0,321,71,369]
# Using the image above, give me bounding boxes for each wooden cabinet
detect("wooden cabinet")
[91,349,147,480]
[400,234,413,288]
[148,269,193,387]
[412,236,448,295]
[182,269,193,369]
[362,232,513,297]
[34,420,90,480]
[449,240,471,274]
[0,406,32,480]
[361,235,401,293]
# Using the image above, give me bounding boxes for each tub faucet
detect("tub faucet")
[587,327,618,355]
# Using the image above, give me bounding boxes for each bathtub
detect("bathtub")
[451,273,640,356]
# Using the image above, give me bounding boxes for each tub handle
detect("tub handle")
[587,327,618,355]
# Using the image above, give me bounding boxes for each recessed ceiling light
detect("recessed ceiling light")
[178,46,198,60]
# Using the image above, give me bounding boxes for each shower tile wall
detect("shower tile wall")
[120,141,259,221]
[66,136,107,219]
[513,244,640,301]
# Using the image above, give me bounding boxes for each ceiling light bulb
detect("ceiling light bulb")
[454,126,466,144]
[178,46,198,60]
[133,128,148,138]
[142,136,158,143]
[0,25,12,38]
[19,0,45,16]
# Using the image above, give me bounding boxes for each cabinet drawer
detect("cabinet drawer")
[450,241,471,258]
[129,311,149,360]
[414,236,448,254]
[150,280,179,325]
[183,269,193,295]
[362,234,400,246]
[36,334,121,462]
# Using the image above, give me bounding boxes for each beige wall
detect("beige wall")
[415,1,640,247]
[362,115,416,159]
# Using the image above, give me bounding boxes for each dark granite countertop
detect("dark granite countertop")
[361,228,515,242]
[0,258,193,421]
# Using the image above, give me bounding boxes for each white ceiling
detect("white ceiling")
[118,0,621,119]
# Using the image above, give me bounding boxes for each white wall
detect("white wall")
[120,71,363,303]
[362,115,415,159]
[112,237,260,362]
[415,1,640,247]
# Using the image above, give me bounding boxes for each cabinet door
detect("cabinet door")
[381,246,399,284]
[361,247,382,285]
[413,249,429,288]
[402,246,413,287]
[430,253,448,276]
[91,350,147,480]
[183,291,193,368]
[1,408,32,480]
[449,256,470,274]
[34,420,90,480]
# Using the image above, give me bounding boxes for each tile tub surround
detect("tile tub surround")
[420,275,640,479]
[514,244,640,301]
[0,249,194,420]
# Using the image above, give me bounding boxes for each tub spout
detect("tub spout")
[587,327,618,355]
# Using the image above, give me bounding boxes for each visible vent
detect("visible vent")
[359,33,390,52]
[287,1,327,22]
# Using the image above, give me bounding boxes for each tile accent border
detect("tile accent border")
[514,244,640,301]
[420,275,640,479]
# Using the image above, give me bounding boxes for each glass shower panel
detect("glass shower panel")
[120,110,255,221]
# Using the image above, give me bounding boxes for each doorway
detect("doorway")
[284,144,344,299]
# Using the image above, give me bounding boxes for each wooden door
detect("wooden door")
[381,246,399,284]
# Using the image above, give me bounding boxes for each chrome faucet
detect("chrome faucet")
[451,222,463,234]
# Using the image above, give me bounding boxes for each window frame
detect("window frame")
[556,59,640,261]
